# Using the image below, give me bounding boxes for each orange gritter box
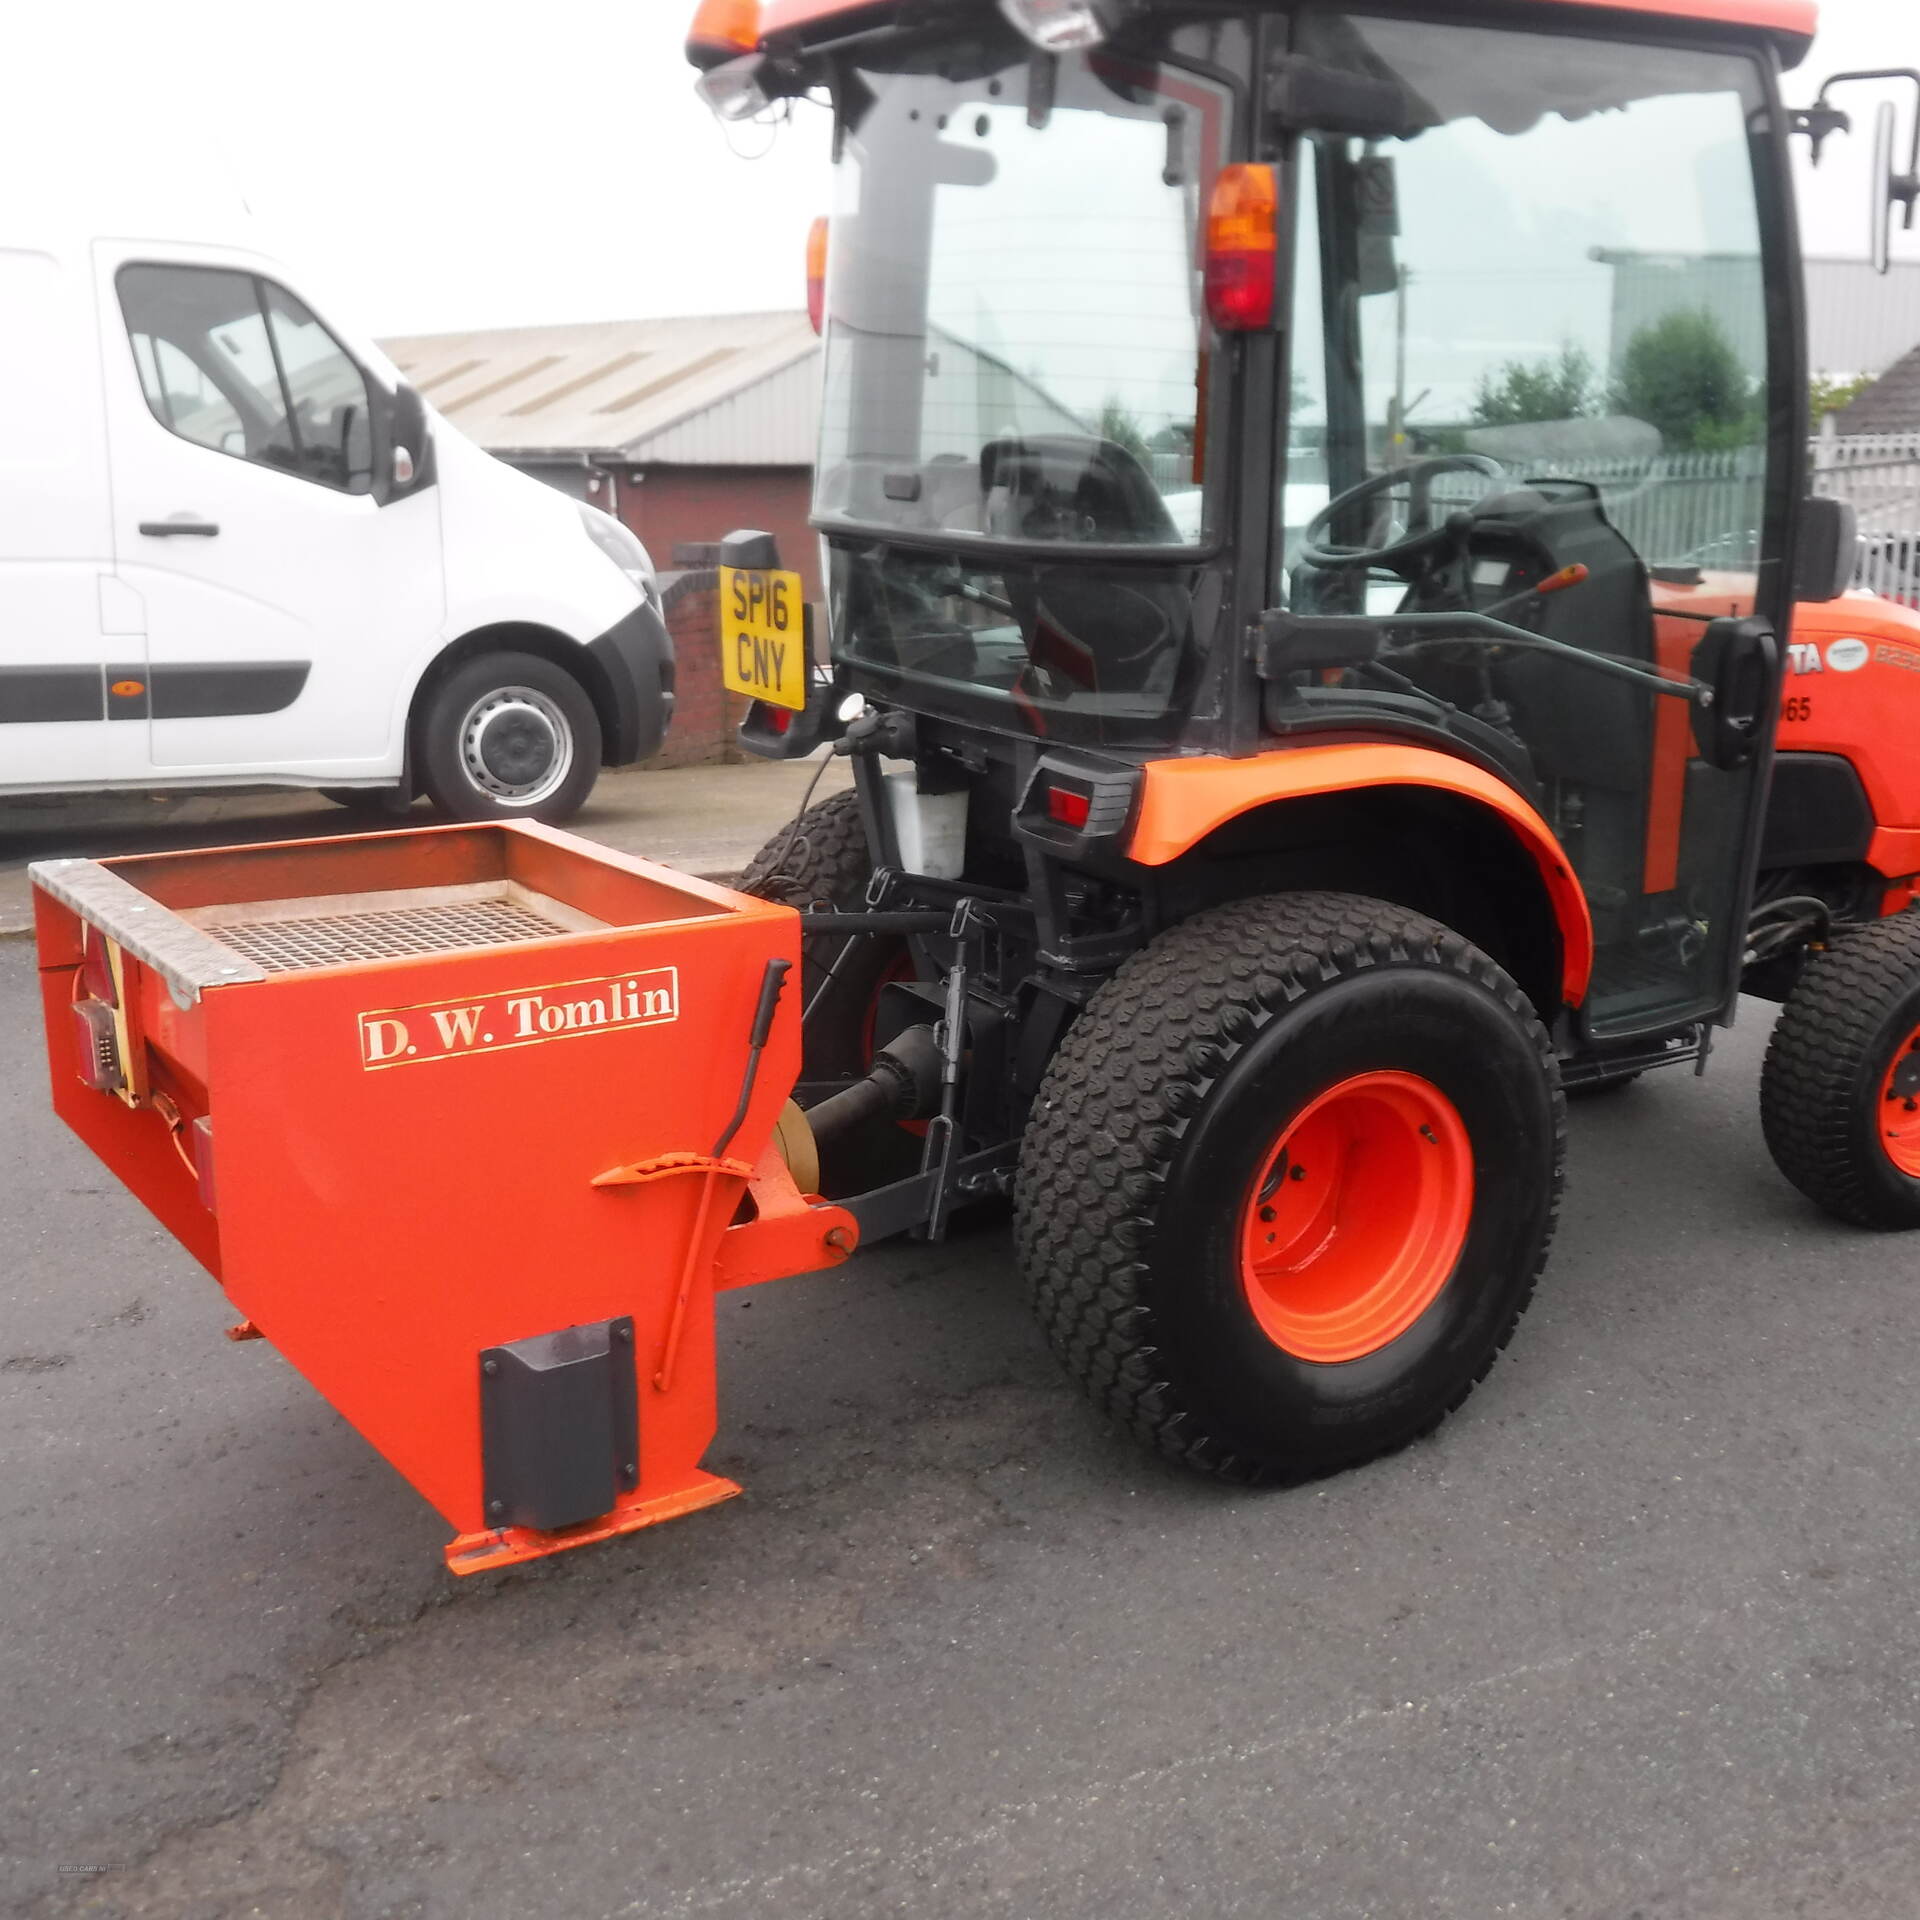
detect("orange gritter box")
[32,822,856,1573]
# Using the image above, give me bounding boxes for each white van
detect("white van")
[0,227,673,822]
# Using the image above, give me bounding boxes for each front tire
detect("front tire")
[1014,892,1564,1484]
[1761,914,1920,1228]
[416,652,601,824]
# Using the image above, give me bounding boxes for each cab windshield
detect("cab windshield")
[817,37,1224,549]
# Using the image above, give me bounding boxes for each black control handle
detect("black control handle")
[138,520,220,537]
[748,957,792,1050]
[711,957,794,1158]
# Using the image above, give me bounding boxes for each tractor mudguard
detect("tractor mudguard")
[1127,742,1595,1007]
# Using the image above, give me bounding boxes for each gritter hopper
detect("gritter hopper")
[32,821,856,1573]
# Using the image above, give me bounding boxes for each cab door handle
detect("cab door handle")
[139,519,220,537]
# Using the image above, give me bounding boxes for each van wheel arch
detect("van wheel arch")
[1147,786,1572,1025]
[409,624,620,777]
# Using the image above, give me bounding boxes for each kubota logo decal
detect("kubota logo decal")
[358,968,679,1070]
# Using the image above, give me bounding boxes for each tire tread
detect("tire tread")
[1012,890,1565,1483]
[1760,913,1920,1228]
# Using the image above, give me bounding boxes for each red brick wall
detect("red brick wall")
[649,571,749,769]
[619,467,820,599]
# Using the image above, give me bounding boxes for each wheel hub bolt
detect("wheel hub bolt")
[1289,1164,1307,1182]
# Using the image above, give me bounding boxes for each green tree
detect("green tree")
[1099,397,1151,463]
[1810,372,1873,425]
[1611,309,1756,451]
[1469,343,1598,428]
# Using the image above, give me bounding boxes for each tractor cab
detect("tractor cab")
[698,0,1843,1053]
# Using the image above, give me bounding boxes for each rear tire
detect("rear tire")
[416,652,601,824]
[1014,892,1564,1484]
[1761,914,1920,1228]
[739,788,918,1188]
[739,788,894,1080]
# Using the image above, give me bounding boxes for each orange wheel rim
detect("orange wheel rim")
[1879,1021,1920,1177]
[1238,1071,1473,1364]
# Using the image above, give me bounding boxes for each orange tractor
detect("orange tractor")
[30,0,1920,1572]
[696,0,1920,1470]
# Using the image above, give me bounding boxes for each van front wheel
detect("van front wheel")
[417,652,602,824]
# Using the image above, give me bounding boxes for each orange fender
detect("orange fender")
[1780,595,1920,888]
[1127,744,1594,1007]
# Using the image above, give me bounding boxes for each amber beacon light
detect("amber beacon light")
[686,0,759,66]
[806,217,830,334]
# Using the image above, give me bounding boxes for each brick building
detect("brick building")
[381,311,824,595]
[654,570,747,771]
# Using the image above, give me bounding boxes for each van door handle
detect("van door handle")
[139,519,220,537]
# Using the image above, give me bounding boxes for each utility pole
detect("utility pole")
[1392,264,1410,457]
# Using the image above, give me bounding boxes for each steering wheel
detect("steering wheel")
[1299,454,1507,574]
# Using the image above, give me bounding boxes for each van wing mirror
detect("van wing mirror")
[1794,496,1860,604]
[375,382,435,505]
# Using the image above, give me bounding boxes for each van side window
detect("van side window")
[117,265,374,495]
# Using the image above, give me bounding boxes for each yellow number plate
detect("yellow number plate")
[719,566,808,711]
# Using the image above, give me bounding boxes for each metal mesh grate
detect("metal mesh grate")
[207,899,572,973]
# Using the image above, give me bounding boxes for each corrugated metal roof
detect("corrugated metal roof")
[380,311,818,464]
[635,353,822,465]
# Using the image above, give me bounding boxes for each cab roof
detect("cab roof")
[750,0,1817,62]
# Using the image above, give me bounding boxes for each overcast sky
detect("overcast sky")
[11,0,1917,339]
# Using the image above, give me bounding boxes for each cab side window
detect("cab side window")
[118,265,374,494]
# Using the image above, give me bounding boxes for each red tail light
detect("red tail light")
[1046,786,1092,830]
[1204,164,1279,332]
[806,217,829,335]
[686,0,759,67]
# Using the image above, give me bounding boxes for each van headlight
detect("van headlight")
[578,504,659,607]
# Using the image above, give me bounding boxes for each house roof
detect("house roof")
[379,311,818,464]
[1836,345,1920,436]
